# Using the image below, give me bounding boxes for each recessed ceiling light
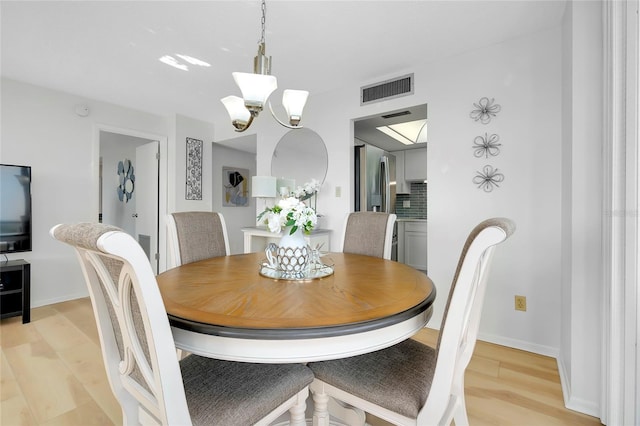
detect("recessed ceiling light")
[376,119,427,145]
[376,126,414,145]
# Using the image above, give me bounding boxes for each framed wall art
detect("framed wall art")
[185,137,203,200]
[222,166,249,207]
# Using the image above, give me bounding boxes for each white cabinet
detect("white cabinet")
[242,226,331,254]
[404,147,427,182]
[393,151,410,194]
[403,221,427,271]
[394,147,427,193]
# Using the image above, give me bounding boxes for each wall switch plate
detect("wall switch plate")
[335,186,341,197]
[403,200,410,208]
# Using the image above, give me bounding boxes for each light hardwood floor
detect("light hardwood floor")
[1,298,601,425]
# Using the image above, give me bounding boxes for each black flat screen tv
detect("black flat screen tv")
[0,164,32,254]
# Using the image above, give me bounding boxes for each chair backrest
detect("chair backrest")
[419,217,515,424]
[51,223,193,425]
[341,212,397,260]
[167,211,230,268]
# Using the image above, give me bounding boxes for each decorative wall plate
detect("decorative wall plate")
[117,159,135,202]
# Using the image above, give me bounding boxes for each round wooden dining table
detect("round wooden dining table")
[157,252,436,363]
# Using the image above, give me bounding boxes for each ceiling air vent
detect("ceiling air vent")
[361,74,414,105]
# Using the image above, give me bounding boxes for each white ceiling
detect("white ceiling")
[1,0,566,152]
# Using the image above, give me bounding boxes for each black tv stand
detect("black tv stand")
[0,259,30,323]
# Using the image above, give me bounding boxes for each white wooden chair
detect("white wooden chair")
[51,222,313,426]
[340,212,397,260]
[309,217,515,426]
[167,211,230,268]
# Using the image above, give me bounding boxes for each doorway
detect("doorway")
[353,104,428,271]
[97,127,168,274]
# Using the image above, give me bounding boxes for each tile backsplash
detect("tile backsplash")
[396,182,427,219]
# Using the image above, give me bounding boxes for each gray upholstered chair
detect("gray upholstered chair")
[341,212,397,260]
[167,211,230,268]
[309,218,515,426]
[51,222,313,426]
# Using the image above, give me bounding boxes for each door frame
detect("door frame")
[94,124,169,273]
[601,0,639,423]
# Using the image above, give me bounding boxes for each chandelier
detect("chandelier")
[221,0,309,132]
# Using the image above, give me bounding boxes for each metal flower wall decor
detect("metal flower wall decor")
[469,97,504,191]
[472,133,501,158]
[470,97,501,124]
[473,165,504,192]
[117,159,135,203]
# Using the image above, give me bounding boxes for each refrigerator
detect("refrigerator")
[354,144,398,259]
[354,144,396,213]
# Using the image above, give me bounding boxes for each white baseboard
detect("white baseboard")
[476,331,559,358]
[31,292,89,309]
[556,357,601,418]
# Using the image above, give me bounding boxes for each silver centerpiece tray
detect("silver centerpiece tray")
[259,260,334,281]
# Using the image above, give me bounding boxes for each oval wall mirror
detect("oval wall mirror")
[271,128,328,188]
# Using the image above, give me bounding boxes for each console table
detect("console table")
[241,226,331,254]
[0,259,31,323]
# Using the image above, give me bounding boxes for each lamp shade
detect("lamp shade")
[221,95,251,123]
[233,72,277,109]
[282,89,309,123]
[251,176,277,198]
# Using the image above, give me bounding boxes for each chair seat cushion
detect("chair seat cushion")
[181,355,313,426]
[309,338,436,419]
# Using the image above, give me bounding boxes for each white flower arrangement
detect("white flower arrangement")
[258,196,318,234]
[292,178,321,201]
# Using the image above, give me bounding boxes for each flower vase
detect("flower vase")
[277,227,310,278]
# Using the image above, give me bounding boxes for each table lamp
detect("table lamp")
[252,176,277,198]
[252,176,277,223]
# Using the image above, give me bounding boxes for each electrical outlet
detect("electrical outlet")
[515,295,527,311]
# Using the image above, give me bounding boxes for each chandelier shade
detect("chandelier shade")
[232,72,278,111]
[282,90,309,125]
[220,95,253,130]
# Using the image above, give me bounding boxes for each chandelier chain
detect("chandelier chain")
[260,0,266,45]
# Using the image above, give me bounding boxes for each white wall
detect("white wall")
[0,81,221,306]
[212,140,256,254]
[215,22,599,414]
[0,78,169,306]
[425,28,563,356]
[217,27,564,353]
